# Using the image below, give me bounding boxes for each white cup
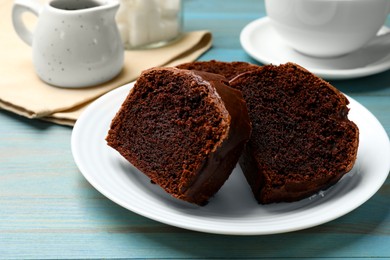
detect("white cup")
[265,0,390,58]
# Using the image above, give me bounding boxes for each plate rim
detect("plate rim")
[240,17,390,80]
[71,82,390,235]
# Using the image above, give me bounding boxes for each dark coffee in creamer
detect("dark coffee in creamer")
[50,0,101,11]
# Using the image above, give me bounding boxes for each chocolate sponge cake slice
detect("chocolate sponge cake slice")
[176,60,260,81]
[230,62,359,204]
[106,67,251,206]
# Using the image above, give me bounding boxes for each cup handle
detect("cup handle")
[12,0,41,46]
[368,27,390,47]
[387,2,390,15]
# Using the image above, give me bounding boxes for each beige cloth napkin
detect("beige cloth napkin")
[0,0,212,126]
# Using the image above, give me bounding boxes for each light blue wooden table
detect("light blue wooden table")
[1,0,390,259]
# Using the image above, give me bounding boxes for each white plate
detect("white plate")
[240,17,390,80]
[71,82,390,235]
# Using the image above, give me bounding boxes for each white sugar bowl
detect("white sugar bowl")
[116,0,183,49]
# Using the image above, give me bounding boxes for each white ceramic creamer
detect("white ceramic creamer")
[12,0,124,88]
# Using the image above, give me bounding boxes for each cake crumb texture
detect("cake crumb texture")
[230,62,359,204]
[106,67,251,205]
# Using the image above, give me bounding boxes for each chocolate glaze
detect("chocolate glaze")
[179,70,252,204]
[177,60,260,81]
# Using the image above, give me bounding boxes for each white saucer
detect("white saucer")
[240,17,390,80]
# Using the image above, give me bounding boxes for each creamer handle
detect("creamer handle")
[12,0,41,46]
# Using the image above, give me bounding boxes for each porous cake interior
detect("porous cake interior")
[232,65,358,190]
[107,69,230,197]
